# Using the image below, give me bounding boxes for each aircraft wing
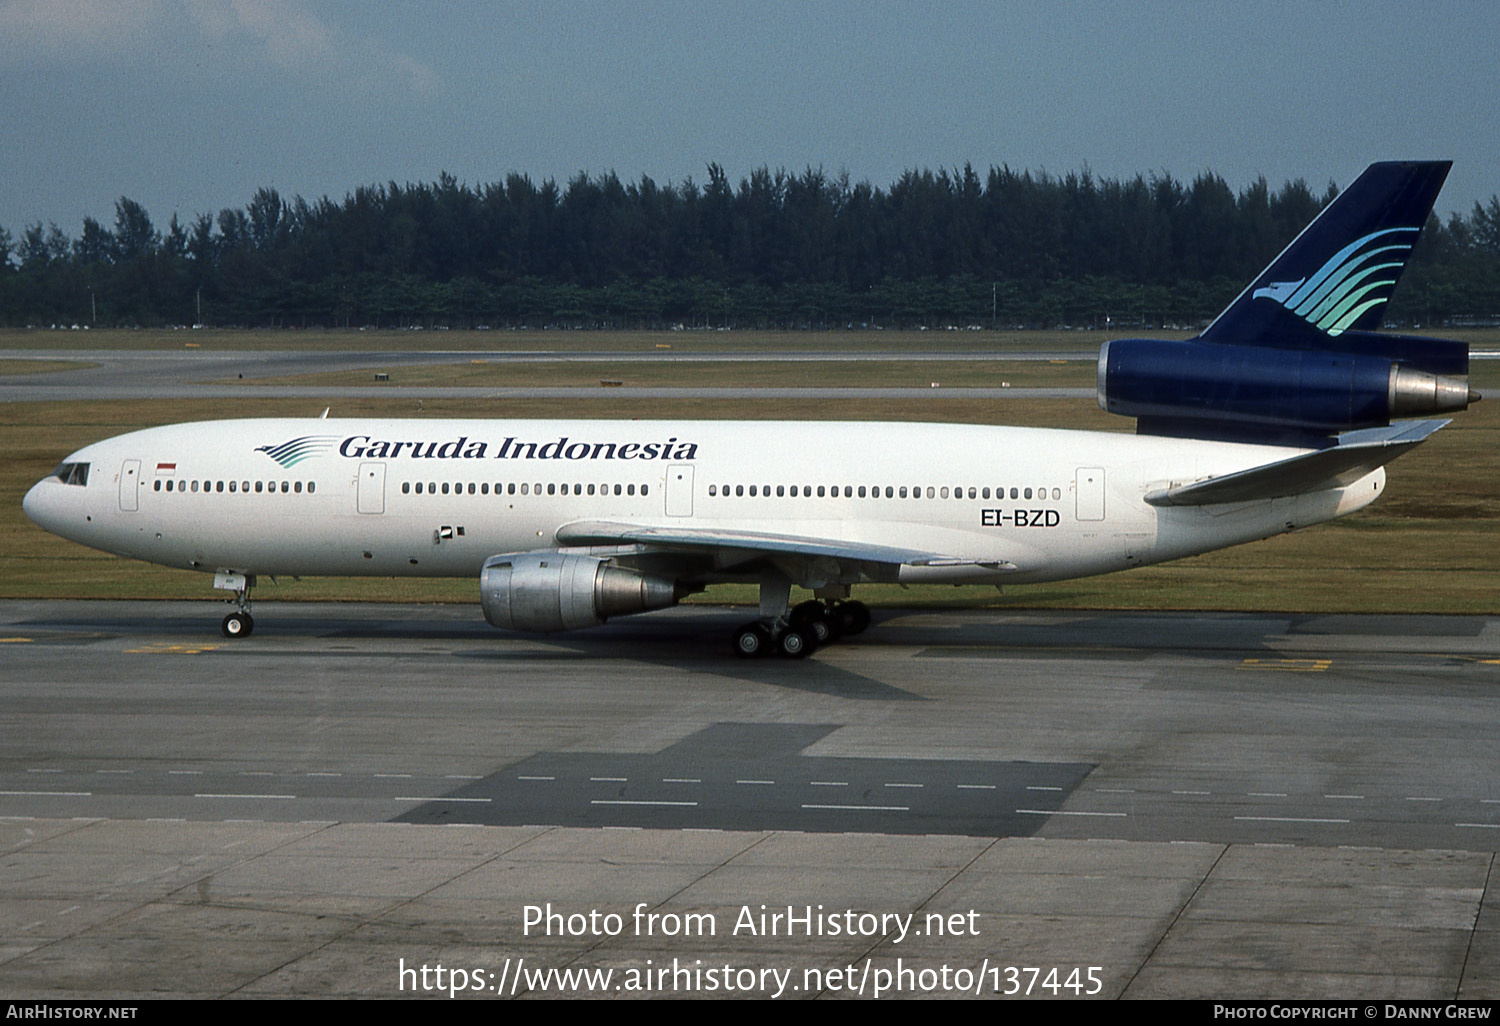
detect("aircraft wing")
[1144,419,1449,507]
[553,520,1019,570]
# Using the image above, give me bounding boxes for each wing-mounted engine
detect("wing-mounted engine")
[479,551,683,633]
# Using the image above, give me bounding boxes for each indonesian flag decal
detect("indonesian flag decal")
[155,462,176,475]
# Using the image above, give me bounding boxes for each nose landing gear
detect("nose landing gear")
[215,571,256,638]
[221,610,254,638]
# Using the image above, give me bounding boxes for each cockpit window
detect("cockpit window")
[51,462,90,486]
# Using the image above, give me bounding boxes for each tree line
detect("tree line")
[1,163,1497,330]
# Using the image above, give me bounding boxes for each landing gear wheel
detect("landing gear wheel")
[221,612,254,638]
[790,600,840,644]
[732,622,772,658]
[777,627,815,659]
[833,600,870,635]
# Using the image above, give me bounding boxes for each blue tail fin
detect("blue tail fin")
[1203,161,1450,348]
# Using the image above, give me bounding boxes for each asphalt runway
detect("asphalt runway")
[2,600,1498,997]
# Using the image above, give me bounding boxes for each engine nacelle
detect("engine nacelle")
[1098,338,1474,436]
[480,551,681,633]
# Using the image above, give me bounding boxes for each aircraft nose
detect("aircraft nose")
[22,478,64,535]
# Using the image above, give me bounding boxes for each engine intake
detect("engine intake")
[480,551,681,633]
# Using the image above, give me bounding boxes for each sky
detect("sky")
[1,0,1496,238]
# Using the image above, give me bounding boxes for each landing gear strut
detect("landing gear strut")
[216,571,256,638]
[729,575,869,659]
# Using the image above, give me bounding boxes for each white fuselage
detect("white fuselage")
[22,417,1385,589]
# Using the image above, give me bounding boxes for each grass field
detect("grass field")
[1,328,1496,614]
[233,358,1100,390]
[0,359,96,375]
[0,326,1189,354]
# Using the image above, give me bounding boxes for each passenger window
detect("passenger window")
[191,480,198,493]
[1024,487,1032,499]
[294,481,302,493]
[627,484,636,496]
[641,484,648,496]
[736,485,744,497]
[777,485,785,497]
[858,486,866,498]
[229,481,236,493]
[817,486,825,497]
[1010,487,1018,499]
[899,486,908,498]
[1053,487,1061,500]
[750,485,758,497]
[281,481,290,493]
[508,483,516,495]
[521,483,529,495]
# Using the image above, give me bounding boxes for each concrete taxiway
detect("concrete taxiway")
[1,600,1497,998]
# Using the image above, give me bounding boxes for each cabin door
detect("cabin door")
[665,464,694,517]
[1075,467,1105,521]
[119,459,140,512]
[357,462,386,514]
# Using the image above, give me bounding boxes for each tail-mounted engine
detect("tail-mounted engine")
[1098,337,1476,441]
[480,551,682,633]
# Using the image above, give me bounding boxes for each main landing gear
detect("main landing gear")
[216,572,256,638]
[730,575,870,659]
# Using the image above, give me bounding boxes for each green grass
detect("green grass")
[0,359,96,375]
[5,324,1498,355]
[231,358,1098,390]
[0,325,1194,354]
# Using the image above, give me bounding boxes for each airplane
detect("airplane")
[21,161,1479,658]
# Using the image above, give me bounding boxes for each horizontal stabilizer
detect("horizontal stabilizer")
[1143,419,1448,507]
[555,520,1015,570]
